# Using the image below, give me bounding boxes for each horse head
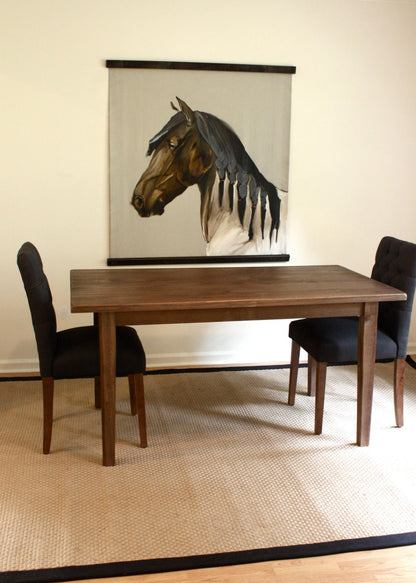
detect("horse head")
[131,98,215,217]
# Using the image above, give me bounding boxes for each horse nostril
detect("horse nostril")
[132,194,146,214]
[132,194,142,208]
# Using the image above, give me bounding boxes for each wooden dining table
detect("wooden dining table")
[70,264,406,466]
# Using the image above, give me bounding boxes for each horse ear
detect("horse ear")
[170,101,179,112]
[177,97,195,126]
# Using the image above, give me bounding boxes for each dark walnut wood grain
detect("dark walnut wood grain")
[71,265,406,466]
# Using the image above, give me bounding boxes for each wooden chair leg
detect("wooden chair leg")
[308,354,316,397]
[42,377,54,454]
[130,373,147,448]
[94,376,101,409]
[128,374,138,416]
[288,341,300,405]
[314,361,327,435]
[394,358,405,427]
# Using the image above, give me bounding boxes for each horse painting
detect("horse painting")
[131,98,286,256]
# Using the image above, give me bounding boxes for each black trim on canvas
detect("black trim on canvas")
[107,254,290,266]
[106,60,296,75]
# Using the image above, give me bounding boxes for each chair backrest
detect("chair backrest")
[371,236,416,358]
[17,242,57,377]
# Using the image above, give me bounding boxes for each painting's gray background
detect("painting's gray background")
[109,67,292,259]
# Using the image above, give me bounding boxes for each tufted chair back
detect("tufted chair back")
[371,236,416,358]
[17,242,57,377]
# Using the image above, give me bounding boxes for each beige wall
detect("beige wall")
[1,0,416,372]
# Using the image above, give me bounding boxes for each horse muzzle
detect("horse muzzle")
[131,193,165,217]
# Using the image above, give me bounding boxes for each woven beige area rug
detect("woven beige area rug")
[2,363,416,582]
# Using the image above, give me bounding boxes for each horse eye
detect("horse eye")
[168,139,178,150]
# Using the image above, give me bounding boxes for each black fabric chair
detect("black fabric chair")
[17,242,147,454]
[288,236,416,434]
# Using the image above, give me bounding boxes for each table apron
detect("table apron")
[113,302,366,326]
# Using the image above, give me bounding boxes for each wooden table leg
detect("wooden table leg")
[314,360,327,435]
[357,302,378,446]
[288,341,300,405]
[99,312,116,466]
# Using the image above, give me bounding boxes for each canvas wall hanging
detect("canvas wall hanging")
[107,60,296,265]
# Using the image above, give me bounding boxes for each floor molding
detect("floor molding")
[2,356,416,382]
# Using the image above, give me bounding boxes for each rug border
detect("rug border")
[0,363,293,383]
[3,357,410,383]
[2,532,416,583]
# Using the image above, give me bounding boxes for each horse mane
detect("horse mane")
[146,109,281,242]
[146,111,185,156]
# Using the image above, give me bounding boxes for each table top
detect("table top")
[70,265,406,314]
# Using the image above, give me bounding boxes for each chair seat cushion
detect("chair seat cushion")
[52,326,145,379]
[289,317,398,363]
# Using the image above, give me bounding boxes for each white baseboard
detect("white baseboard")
[2,342,416,376]
[0,351,246,375]
[146,350,242,369]
[0,359,39,375]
